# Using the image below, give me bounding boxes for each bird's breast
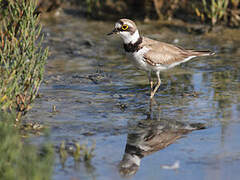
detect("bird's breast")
[126,47,151,71]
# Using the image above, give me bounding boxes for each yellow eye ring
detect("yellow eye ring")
[122,25,128,30]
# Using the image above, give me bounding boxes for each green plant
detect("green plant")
[58,140,95,168]
[0,0,48,118]
[196,0,229,25]
[82,141,95,162]
[0,112,54,180]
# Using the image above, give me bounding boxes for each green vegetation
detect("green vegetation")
[0,2,54,179]
[58,140,95,167]
[0,112,54,180]
[0,0,48,118]
[196,0,230,25]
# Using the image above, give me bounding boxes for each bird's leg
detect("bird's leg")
[151,80,154,92]
[148,72,153,95]
[150,71,161,99]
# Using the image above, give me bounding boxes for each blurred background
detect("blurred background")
[36,0,240,27]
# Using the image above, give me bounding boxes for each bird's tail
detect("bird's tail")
[189,50,215,56]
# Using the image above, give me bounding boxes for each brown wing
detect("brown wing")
[142,37,191,66]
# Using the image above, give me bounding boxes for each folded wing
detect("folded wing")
[142,37,214,66]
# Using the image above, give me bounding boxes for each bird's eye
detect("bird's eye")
[122,25,128,30]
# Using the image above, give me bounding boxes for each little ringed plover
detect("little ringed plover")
[107,18,215,99]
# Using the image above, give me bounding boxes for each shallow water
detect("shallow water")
[25,14,240,180]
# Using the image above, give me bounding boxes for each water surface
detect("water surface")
[25,14,240,180]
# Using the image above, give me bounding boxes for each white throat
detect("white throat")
[120,30,140,44]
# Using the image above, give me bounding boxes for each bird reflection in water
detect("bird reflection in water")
[118,100,206,176]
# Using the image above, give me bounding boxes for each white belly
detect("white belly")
[126,47,167,72]
[126,48,196,72]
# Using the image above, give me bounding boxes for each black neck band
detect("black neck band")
[124,37,142,53]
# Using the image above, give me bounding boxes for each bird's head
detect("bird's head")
[107,18,140,44]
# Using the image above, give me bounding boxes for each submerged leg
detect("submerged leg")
[150,71,161,99]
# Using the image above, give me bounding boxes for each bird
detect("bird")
[107,18,215,99]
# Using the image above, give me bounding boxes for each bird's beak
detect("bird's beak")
[107,28,118,35]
